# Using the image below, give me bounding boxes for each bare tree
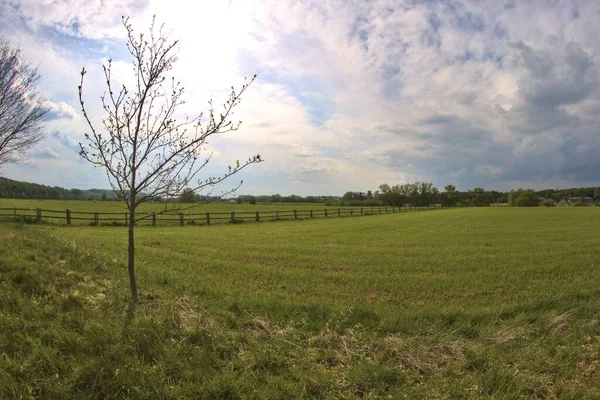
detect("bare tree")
[78,16,262,301]
[0,38,49,167]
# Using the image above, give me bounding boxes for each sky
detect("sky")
[1,0,599,195]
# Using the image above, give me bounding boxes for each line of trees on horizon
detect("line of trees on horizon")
[508,187,600,207]
[0,177,116,201]
[233,194,342,205]
[342,184,600,208]
[2,176,600,207]
[338,183,502,207]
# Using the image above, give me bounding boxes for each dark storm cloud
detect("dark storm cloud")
[367,37,600,189]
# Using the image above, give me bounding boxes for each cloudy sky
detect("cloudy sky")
[1,0,599,195]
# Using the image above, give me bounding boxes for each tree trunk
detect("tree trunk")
[128,206,138,300]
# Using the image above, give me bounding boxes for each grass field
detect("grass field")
[0,198,331,213]
[1,207,600,398]
[0,199,396,226]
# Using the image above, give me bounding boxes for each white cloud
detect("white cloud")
[45,101,77,120]
[1,0,145,39]
[32,147,59,159]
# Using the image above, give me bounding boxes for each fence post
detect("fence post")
[66,209,71,225]
[206,212,210,225]
[94,212,99,225]
[36,208,41,224]
[152,212,156,227]
[14,207,16,215]
[310,210,313,218]
[275,210,279,220]
[361,207,363,215]
[351,208,353,216]
[256,211,260,222]
[338,208,341,217]
[294,210,297,220]
[385,207,388,213]
[125,212,128,225]
[179,213,184,226]
[325,209,328,217]
[231,211,235,223]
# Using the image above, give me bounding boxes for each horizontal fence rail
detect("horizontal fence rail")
[0,205,443,227]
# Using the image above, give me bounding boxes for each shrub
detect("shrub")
[540,199,556,207]
[514,190,539,207]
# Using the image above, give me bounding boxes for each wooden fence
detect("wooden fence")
[0,205,443,227]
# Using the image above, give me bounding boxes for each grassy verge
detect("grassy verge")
[1,208,600,398]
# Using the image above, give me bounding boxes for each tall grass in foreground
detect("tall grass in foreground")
[1,207,600,398]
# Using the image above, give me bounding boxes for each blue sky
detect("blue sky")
[1,0,600,195]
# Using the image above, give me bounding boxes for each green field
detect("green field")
[0,198,330,213]
[1,208,600,398]
[0,199,400,226]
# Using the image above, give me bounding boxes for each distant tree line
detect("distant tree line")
[341,184,600,208]
[508,187,600,207]
[535,187,600,202]
[175,188,224,204]
[224,184,505,208]
[232,194,341,204]
[174,190,341,204]
[0,177,114,201]
[3,176,600,208]
[337,184,506,207]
